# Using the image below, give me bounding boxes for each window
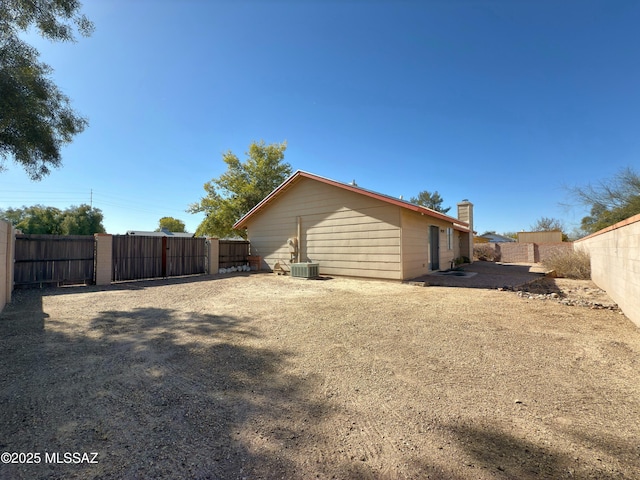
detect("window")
[447,228,453,250]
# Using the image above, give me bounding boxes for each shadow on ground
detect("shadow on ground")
[446,421,629,480]
[12,271,265,295]
[0,291,329,479]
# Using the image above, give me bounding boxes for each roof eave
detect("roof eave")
[233,170,470,229]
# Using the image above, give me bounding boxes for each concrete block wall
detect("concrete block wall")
[537,243,574,263]
[494,243,533,263]
[0,220,15,313]
[94,234,113,285]
[207,238,219,274]
[483,242,574,264]
[575,213,640,328]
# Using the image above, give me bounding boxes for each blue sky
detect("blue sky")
[1,0,639,235]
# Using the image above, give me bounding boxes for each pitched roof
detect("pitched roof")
[478,233,516,243]
[233,170,470,231]
[126,229,194,238]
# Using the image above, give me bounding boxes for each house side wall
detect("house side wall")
[438,225,456,271]
[246,178,403,280]
[400,210,458,279]
[400,210,429,279]
[575,213,640,327]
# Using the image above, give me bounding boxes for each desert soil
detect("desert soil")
[1,272,639,479]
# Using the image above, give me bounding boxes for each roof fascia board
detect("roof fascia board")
[233,170,469,229]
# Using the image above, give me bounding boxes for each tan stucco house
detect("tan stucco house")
[233,171,474,281]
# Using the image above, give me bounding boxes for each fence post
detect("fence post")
[95,233,113,285]
[1,221,14,312]
[207,238,219,274]
[8,224,14,303]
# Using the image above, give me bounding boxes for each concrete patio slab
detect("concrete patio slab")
[409,261,545,289]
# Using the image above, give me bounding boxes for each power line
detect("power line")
[0,188,196,219]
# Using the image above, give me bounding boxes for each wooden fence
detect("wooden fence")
[165,237,207,277]
[218,240,250,268]
[112,235,163,281]
[10,235,246,288]
[112,236,207,282]
[14,235,95,287]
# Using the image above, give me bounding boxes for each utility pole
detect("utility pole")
[90,189,93,208]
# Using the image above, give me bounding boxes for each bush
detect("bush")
[454,256,470,266]
[473,244,498,262]
[542,249,591,279]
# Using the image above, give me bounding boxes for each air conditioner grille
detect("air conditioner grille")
[290,263,319,278]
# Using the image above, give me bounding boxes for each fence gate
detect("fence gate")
[165,237,207,277]
[218,240,250,268]
[112,235,162,281]
[112,235,207,282]
[14,235,96,288]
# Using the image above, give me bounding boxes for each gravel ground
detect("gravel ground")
[1,271,639,479]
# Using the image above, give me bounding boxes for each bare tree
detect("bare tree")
[569,167,640,233]
[530,217,564,232]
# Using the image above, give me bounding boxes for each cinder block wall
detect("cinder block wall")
[207,238,219,274]
[575,214,640,328]
[0,220,14,313]
[495,243,532,263]
[484,242,574,263]
[94,234,113,285]
[537,243,573,263]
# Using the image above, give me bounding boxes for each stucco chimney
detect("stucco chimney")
[457,200,474,262]
[457,200,473,230]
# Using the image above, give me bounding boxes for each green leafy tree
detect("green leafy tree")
[0,0,93,180]
[409,190,451,214]
[6,205,63,233]
[60,204,105,235]
[570,167,640,234]
[0,204,104,234]
[0,205,24,226]
[190,140,291,238]
[156,217,186,233]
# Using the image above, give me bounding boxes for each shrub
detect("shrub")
[454,256,470,265]
[473,244,498,262]
[542,249,591,279]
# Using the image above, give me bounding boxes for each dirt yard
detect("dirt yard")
[1,271,639,479]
